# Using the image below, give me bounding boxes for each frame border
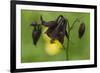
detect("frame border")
[10,1,97,73]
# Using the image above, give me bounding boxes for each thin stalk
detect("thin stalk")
[69,18,80,33]
[67,22,70,60]
[65,18,70,60]
[66,38,69,60]
[65,18,80,60]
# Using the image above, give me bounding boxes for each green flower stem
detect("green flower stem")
[65,18,80,61]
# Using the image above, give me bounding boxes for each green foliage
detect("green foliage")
[21,10,90,63]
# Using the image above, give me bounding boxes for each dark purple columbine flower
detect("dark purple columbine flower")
[32,28,41,45]
[31,22,41,45]
[78,22,85,38]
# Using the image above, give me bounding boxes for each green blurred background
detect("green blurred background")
[21,9,90,63]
